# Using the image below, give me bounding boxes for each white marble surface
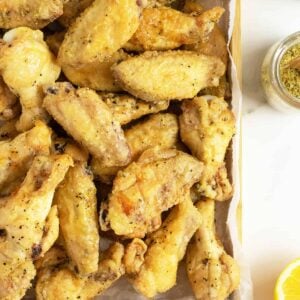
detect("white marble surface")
[242,0,300,299]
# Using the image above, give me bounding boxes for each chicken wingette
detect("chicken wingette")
[55,161,99,275]
[92,113,178,182]
[58,0,142,68]
[186,199,240,300]
[106,147,203,238]
[112,51,225,102]
[43,82,131,168]
[129,196,201,298]
[125,7,224,51]
[0,154,73,300]
[0,27,61,131]
[36,242,125,300]
[0,121,51,192]
[100,93,169,125]
[180,96,235,201]
[0,0,64,29]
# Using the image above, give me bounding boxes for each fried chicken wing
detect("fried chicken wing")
[0,0,64,29]
[92,113,178,182]
[179,96,235,201]
[0,121,51,192]
[186,199,240,300]
[63,50,129,91]
[0,154,72,299]
[59,0,94,27]
[0,77,19,121]
[55,161,99,275]
[130,196,201,298]
[58,0,141,68]
[36,242,125,300]
[125,7,224,51]
[107,147,203,238]
[0,27,61,131]
[112,51,225,102]
[43,82,131,167]
[100,93,169,125]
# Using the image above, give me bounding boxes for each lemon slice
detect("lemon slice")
[275,258,300,300]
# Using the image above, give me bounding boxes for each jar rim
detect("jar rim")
[270,31,300,108]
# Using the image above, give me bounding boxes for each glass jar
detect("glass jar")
[261,31,300,113]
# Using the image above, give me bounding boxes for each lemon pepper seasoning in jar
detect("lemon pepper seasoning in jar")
[261,32,300,112]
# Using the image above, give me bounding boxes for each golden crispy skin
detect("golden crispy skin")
[36,242,125,300]
[0,121,51,192]
[63,50,129,92]
[179,96,235,201]
[112,51,225,102]
[45,31,66,56]
[92,113,178,182]
[124,238,147,275]
[40,205,59,257]
[55,161,99,275]
[0,259,36,300]
[0,77,19,121]
[58,0,141,68]
[0,118,18,141]
[125,7,224,51]
[0,154,72,299]
[59,0,94,27]
[44,82,131,167]
[186,199,240,300]
[130,197,201,298]
[0,0,64,29]
[0,27,61,131]
[100,93,169,125]
[107,148,203,238]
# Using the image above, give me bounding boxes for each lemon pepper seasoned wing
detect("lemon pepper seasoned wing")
[0,0,64,29]
[92,113,178,182]
[36,243,125,300]
[125,7,224,51]
[0,77,19,121]
[0,27,61,131]
[58,0,141,68]
[186,199,240,300]
[100,93,169,125]
[112,51,225,102]
[0,121,51,192]
[0,154,73,300]
[43,82,131,168]
[129,196,201,298]
[106,148,203,238]
[180,96,235,201]
[55,161,99,275]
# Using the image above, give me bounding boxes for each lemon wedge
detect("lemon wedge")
[275,258,300,300]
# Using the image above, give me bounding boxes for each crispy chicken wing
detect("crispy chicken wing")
[112,51,225,102]
[125,7,224,51]
[0,154,72,299]
[0,77,19,121]
[44,82,131,167]
[55,161,99,275]
[92,113,178,182]
[186,199,240,300]
[0,27,61,131]
[106,147,203,238]
[59,0,94,27]
[100,93,169,125]
[130,196,201,298]
[63,50,129,91]
[180,96,235,201]
[36,242,125,300]
[58,0,141,68]
[0,0,64,29]
[0,121,51,192]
